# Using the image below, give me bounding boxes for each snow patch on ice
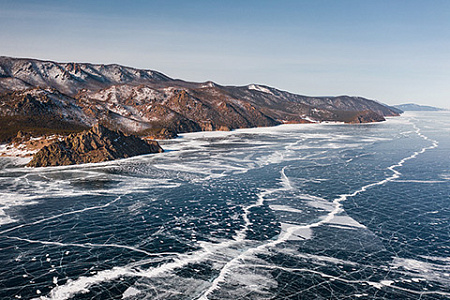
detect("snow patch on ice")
[391,257,450,284]
[269,205,302,214]
[279,223,312,240]
[122,286,141,298]
[328,215,367,229]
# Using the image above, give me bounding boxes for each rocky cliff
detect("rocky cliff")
[0,56,402,143]
[27,124,163,167]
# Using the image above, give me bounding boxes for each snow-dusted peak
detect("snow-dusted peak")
[248,84,273,95]
[0,56,172,95]
[201,81,216,88]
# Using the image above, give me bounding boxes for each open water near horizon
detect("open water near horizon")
[0,111,449,299]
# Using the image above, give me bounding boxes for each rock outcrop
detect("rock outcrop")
[345,110,386,124]
[27,124,163,167]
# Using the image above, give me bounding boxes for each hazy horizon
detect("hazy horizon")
[1,0,449,109]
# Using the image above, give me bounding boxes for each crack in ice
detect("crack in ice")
[196,119,440,299]
[5,236,181,257]
[0,194,126,236]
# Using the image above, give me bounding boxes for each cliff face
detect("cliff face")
[0,56,401,143]
[27,124,163,167]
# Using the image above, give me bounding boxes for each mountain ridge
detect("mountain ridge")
[0,56,401,144]
[394,103,446,112]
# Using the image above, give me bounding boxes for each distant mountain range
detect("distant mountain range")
[394,103,447,112]
[0,56,401,142]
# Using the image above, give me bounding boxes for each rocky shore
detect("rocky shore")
[26,124,163,167]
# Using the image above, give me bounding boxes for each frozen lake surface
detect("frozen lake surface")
[0,112,449,299]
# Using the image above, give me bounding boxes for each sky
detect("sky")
[1,0,449,108]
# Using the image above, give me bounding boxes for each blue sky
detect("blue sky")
[1,0,449,108]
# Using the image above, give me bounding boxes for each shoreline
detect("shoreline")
[0,117,402,161]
